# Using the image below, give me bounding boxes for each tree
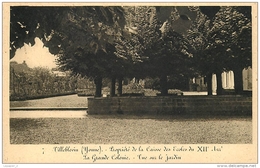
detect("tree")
[10,7,69,59]
[10,6,125,57]
[145,30,194,95]
[56,43,123,97]
[10,6,126,97]
[187,7,223,95]
[115,6,197,95]
[150,7,197,95]
[187,6,251,95]
[227,7,251,94]
[114,6,160,95]
[114,34,142,96]
[209,6,252,94]
[50,7,126,97]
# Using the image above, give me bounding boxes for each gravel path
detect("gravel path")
[9,92,209,108]
[10,116,252,144]
[10,110,87,118]
[10,94,89,108]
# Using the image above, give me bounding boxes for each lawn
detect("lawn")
[10,116,252,144]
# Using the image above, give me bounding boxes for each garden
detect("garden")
[10,6,252,99]
[8,5,253,145]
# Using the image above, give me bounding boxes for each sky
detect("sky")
[10,38,58,69]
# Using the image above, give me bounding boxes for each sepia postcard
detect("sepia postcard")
[2,2,258,166]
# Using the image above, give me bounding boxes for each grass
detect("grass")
[10,116,252,144]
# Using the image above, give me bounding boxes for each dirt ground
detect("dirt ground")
[9,91,208,108]
[10,116,252,144]
[10,94,88,107]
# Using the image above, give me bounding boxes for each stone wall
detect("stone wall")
[87,96,252,116]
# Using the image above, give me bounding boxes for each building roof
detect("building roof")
[10,61,31,73]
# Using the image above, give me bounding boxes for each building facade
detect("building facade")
[192,68,252,93]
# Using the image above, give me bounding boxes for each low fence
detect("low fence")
[87,96,252,116]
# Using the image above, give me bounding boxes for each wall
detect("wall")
[243,68,252,90]
[88,96,252,116]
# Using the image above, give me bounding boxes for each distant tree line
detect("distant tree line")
[10,61,92,100]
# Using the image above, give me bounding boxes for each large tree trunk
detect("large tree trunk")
[160,75,168,95]
[117,77,123,96]
[216,71,223,95]
[206,73,213,95]
[233,67,243,95]
[94,76,102,97]
[110,77,116,97]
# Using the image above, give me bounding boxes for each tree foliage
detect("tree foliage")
[187,6,252,95]
[114,6,161,79]
[10,5,252,96]
[114,6,196,94]
[10,6,125,58]
[10,6,127,97]
[10,7,69,58]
